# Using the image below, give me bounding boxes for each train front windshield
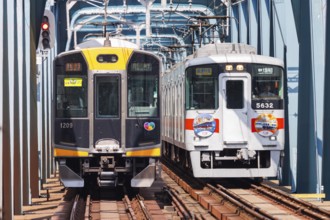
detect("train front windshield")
[185,63,284,110]
[185,64,219,110]
[127,53,160,117]
[251,65,283,98]
[55,58,88,118]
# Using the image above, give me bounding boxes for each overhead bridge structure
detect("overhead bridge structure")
[0,0,329,218]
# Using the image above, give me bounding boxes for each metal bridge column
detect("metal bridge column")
[271,0,288,184]
[45,51,53,178]
[0,0,3,218]
[14,0,25,214]
[322,1,330,200]
[138,0,154,37]
[39,59,47,186]
[3,0,18,217]
[296,0,317,193]
[238,1,248,44]
[248,0,258,48]
[29,42,39,199]
[310,0,326,195]
[49,50,55,175]
[22,0,32,206]
[259,0,270,55]
[230,4,238,43]
[30,0,46,199]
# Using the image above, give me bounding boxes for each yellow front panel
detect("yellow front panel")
[54,148,89,157]
[126,148,161,157]
[82,47,134,70]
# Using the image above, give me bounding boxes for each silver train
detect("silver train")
[161,43,285,178]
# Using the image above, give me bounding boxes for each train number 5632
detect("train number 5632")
[255,102,274,109]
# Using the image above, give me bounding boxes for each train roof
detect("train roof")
[185,43,284,68]
[75,38,139,49]
[55,38,158,59]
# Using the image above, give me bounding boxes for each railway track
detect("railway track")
[16,162,330,219]
[84,194,168,219]
[249,181,330,219]
[161,158,330,219]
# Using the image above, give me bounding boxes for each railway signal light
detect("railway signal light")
[41,16,50,49]
[39,9,55,50]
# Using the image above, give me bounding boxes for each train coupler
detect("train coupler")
[98,171,118,187]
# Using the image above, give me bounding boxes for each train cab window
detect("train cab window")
[96,76,120,118]
[251,65,284,109]
[185,65,219,110]
[56,75,88,118]
[55,52,88,118]
[251,65,283,99]
[127,52,160,117]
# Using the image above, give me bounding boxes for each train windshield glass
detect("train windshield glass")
[250,64,284,109]
[127,53,160,117]
[251,65,283,99]
[96,76,120,118]
[185,64,219,110]
[56,75,88,117]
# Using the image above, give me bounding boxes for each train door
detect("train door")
[220,73,250,145]
[94,75,121,148]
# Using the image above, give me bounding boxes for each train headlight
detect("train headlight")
[225,65,233,71]
[269,136,277,141]
[236,64,244,71]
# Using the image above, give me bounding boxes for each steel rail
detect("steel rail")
[209,184,273,220]
[69,194,81,220]
[123,195,137,220]
[252,182,330,219]
[164,187,194,220]
[136,194,153,220]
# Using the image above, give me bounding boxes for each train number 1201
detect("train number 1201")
[60,122,73,128]
[255,102,274,109]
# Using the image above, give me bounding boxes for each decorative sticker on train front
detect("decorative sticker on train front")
[254,113,278,137]
[193,114,216,137]
[64,78,83,87]
[144,122,155,131]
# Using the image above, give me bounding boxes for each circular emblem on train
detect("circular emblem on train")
[255,113,278,137]
[193,114,216,138]
[144,122,155,131]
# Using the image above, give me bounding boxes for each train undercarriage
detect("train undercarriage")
[57,155,159,188]
[162,140,282,179]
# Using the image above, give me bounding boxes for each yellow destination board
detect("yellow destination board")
[64,78,83,87]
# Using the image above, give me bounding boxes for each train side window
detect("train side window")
[226,80,244,109]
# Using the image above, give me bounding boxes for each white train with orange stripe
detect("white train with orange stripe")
[161,43,285,178]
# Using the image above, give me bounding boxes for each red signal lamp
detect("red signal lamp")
[41,22,49,31]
